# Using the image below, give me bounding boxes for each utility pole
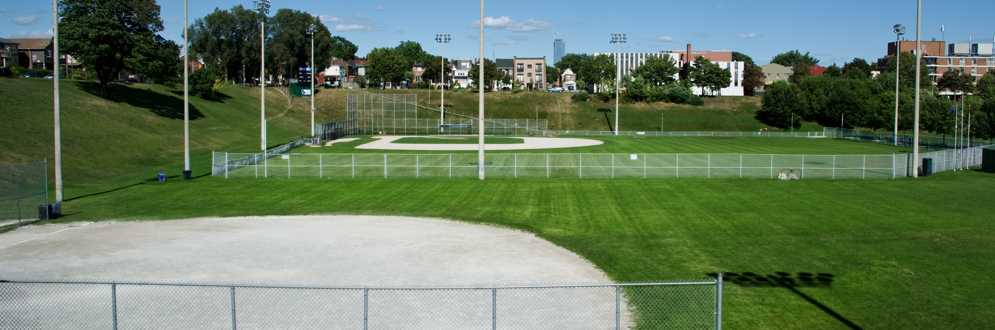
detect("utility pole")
[478,0,485,180]
[893,24,905,146]
[183,0,191,180]
[610,34,626,135]
[53,0,63,203]
[435,34,451,133]
[912,0,922,178]
[309,23,315,137]
[255,0,270,151]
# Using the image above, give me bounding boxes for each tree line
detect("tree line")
[757,50,995,140]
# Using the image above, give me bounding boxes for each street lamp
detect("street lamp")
[912,0,922,178]
[435,33,451,133]
[182,0,191,180]
[610,33,626,136]
[478,0,485,180]
[254,0,270,151]
[893,24,905,146]
[308,23,315,137]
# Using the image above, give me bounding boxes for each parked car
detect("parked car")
[43,74,66,79]
[548,87,564,92]
[21,71,45,78]
[0,67,12,76]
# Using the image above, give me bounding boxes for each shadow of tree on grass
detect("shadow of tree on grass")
[78,82,205,120]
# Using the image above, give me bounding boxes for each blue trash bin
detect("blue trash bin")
[158,173,166,182]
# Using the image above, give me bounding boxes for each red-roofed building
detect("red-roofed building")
[809,65,827,76]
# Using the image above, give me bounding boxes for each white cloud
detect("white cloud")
[644,36,673,42]
[738,33,760,38]
[336,24,369,31]
[13,16,37,26]
[13,30,53,38]
[0,7,11,13]
[318,15,342,23]
[162,17,178,23]
[376,5,387,11]
[469,16,552,32]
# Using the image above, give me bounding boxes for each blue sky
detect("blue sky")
[2,0,994,66]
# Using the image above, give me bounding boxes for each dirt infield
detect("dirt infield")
[0,215,610,285]
[356,136,603,151]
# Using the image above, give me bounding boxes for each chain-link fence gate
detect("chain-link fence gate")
[0,278,722,330]
[0,161,48,228]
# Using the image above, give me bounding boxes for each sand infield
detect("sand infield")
[355,136,603,151]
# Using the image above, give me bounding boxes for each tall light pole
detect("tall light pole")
[53,0,62,203]
[478,0,485,180]
[893,24,905,147]
[255,0,270,151]
[308,23,315,137]
[912,0,922,178]
[610,33,626,135]
[435,33,450,133]
[182,0,191,180]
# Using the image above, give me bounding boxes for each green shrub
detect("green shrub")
[571,91,590,102]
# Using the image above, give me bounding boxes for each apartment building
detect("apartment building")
[879,39,995,92]
[0,38,17,67]
[513,56,547,90]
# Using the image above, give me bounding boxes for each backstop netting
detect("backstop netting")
[346,93,547,136]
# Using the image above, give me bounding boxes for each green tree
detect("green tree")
[883,52,933,90]
[731,52,754,66]
[546,66,560,86]
[267,9,334,84]
[468,58,498,90]
[354,74,367,88]
[329,36,358,60]
[976,98,995,139]
[188,5,260,82]
[789,62,811,85]
[395,41,430,67]
[189,65,223,96]
[741,62,765,96]
[60,0,180,94]
[771,50,819,67]
[977,71,995,100]
[689,56,731,96]
[631,55,678,86]
[937,69,975,95]
[841,58,873,78]
[420,56,452,85]
[366,47,405,87]
[578,54,616,90]
[824,64,843,78]
[555,53,588,72]
[757,81,804,129]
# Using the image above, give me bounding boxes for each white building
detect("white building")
[592,48,746,96]
[453,59,473,89]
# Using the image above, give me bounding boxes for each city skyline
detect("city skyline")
[2,0,994,67]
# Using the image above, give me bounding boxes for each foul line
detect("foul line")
[0,222,93,250]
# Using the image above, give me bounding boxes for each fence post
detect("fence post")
[863,155,866,179]
[707,154,710,178]
[739,154,743,178]
[288,155,291,178]
[231,286,237,330]
[612,154,615,179]
[676,154,679,178]
[449,154,453,178]
[15,164,20,224]
[832,155,836,179]
[384,154,387,178]
[615,285,621,330]
[264,150,268,178]
[770,155,773,179]
[547,154,550,178]
[644,154,647,178]
[112,283,118,330]
[716,273,723,330]
[352,154,355,178]
[416,155,419,178]
[801,155,805,179]
[492,288,497,330]
[363,289,369,330]
[225,153,229,179]
[893,154,896,179]
[579,154,582,178]
[319,154,323,178]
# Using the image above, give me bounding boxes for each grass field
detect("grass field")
[5,78,995,329]
[392,137,525,144]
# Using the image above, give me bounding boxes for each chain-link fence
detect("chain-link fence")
[0,278,722,330]
[544,130,826,138]
[314,119,359,144]
[347,93,547,136]
[213,152,911,179]
[0,161,48,227]
[824,127,989,149]
[920,146,985,173]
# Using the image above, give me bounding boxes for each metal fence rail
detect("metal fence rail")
[314,119,359,143]
[213,152,917,180]
[0,161,48,226]
[544,130,826,138]
[0,278,722,330]
[824,127,989,149]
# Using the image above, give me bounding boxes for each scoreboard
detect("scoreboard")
[297,67,312,86]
